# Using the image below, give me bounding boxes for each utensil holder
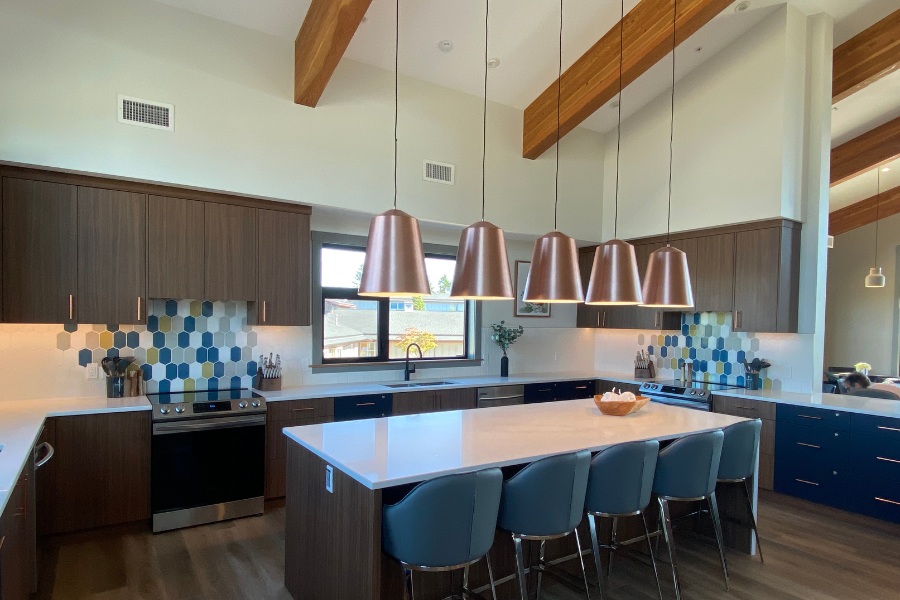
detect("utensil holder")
[745,373,761,391]
[106,376,125,398]
[255,376,282,391]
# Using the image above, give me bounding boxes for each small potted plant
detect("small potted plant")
[490,321,524,377]
[854,362,872,376]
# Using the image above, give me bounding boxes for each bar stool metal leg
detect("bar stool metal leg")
[513,535,528,600]
[743,480,764,563]
[573,528,592,600]
[485,552,499,600]
[587,514,605,597]
[536,540,546,600]
[607,517,618,575]
[708,492,730,591]
[641,512,664,600]
[402,566,415,600]
[658,497,682,600]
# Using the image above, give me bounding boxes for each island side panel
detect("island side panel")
[285,442,383,600]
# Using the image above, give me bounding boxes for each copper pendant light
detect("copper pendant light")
[523,0,584,304]
[640,0,694,309]
[451,0,514,300]
[864,167,886,288]
[358,0,430,298]
[585,0,642,306]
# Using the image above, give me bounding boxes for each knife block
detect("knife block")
[634,362,655,379]
[255,376,282,391]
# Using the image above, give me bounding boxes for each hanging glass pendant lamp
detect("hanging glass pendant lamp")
[523,0,584,304]
[586,0,642,306]
[641,0,694,309]
[358,0,430,298]
[865,167,886,288]
[451,0,514,300]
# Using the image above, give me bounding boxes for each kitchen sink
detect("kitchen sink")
[383,381,456,389]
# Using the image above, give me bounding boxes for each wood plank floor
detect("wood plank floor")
[37,492,900,600]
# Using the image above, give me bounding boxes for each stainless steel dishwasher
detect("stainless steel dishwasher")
[477,385,525,408]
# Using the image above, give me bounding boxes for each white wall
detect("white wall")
[0,0,604,242]
[602,6,803,241]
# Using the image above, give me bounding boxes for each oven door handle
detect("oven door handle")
[153,414,266,435]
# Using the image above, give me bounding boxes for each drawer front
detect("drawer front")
[334,394,392,422]
[267,397,333,421]
[267,416,327,460]
[560,380,596,400]
[852,488,900,524]
[758,452,774,491]
[524,383,556,404]
[774,465,847,508]
[712,395,776,420]
[776,422,850,466]
[851,413,900,453]
[777,404,850,431]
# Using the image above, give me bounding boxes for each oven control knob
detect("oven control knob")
[174,406,185,414]
[239,401,249,409]
[251,400,261,408]
[159,407,170,415]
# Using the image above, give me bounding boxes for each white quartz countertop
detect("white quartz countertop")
[283,400,746,490]
[0,396,150,514]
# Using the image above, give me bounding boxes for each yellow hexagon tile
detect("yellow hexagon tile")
[158,316,172,333]
[183,378,196,391]
[190,301,202,317]
[147,347,159,364]
[99,331,113,349]
[202,362,214,378]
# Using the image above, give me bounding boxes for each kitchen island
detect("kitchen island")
[283,399,750,600]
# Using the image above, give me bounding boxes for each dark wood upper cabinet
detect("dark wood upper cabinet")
[576,247,602,328]
[733,224,800,333]
[1,178,77,323]
[204,203,258,301]
[77,187,147,325]
[257,209,310,326]
[682,234,736,313]
[631,242,681,331]
[148,195,205,299]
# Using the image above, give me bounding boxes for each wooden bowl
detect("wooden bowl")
[593,395,636,416]
[629,396,651,414]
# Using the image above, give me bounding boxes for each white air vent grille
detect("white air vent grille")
[423,160,454,185]
[118,95,174,131]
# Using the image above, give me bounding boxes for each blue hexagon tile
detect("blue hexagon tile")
[64,299,259,393]
[643,312,781,390]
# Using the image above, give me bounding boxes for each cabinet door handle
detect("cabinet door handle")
[575,385,588,390]
[262,300,267,323]
[877,425,900,433]
[292,407,315,413]
[355,402,376,407]
[876,456,900,464]
[68,294,74,320]
[602,311,607,327]
[797,442,820,449]
[875,496,900,506]
[735,311,742,329]
[137,296,142,321]
[797,414,822,420]
[736,406,756,411]
[597,313,601,327]
[35,442,55,469]
[795,478,819,486]
[655,312,660,328]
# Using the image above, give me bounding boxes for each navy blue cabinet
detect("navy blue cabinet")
[524,380,595,404]
[775,404,900,523]
[333,394,392,422]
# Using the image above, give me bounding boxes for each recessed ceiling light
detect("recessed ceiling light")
[487,57,501,68]
[832,106,838,111]
[695,46,703,52]
[883,167,891,172]
[362,16,368,23]
[438,40,453,53]
[735,1,750,12]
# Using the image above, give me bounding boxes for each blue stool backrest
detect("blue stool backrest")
[586,439,659,515]
[653,430,724,500]
[498,450,591,537]
[382,468,503,568]
[718,419,761,481]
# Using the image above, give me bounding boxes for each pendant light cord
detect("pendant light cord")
[554,0,563,231]
[665,0,677,247]
[392,0,399,210]
[875,167,881,263]
[613,0,624,239]
[481,0,489,221]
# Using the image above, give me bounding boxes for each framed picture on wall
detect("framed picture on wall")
[514,260,551,318]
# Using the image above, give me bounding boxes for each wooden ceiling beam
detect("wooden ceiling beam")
[832,8,900,103]
[830,116,900,186]
[521,0,733,160]
[294,0,373,107]
[830,185,900,236]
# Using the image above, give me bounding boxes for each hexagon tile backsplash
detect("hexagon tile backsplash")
[62,299,260,393]
[642,312,783,390]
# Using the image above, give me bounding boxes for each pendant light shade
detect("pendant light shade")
[865,267,886,288]
[641,246,694,308]
[451,221,514,299]
[585,239,643,305]
[358,208,430,297]
[524,231,584,303]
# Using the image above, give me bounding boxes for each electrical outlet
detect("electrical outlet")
[325,465,334,493]
[86,363,99,379]
[301,357,311,370]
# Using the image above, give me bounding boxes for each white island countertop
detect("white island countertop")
[283,400,746,490]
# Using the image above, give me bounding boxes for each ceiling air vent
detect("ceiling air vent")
[423,160,454,185]
[118,95,174,131]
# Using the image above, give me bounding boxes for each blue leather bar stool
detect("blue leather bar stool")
[718,419,764,563]
[497,450,592,600]
[382,468,503,600]
[652,430,727,600]
[585,440,662,600]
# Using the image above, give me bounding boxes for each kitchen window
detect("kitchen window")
[312,233,479,368]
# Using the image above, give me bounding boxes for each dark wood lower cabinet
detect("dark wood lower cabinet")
[0,469,30,600]
[265,398,334,500]
[711,395,775,490]
[37,412,150,536]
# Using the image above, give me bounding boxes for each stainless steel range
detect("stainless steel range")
[148,388,266,533]
[639,380,743,411]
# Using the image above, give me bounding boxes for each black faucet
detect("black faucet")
[404,343,423,381]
